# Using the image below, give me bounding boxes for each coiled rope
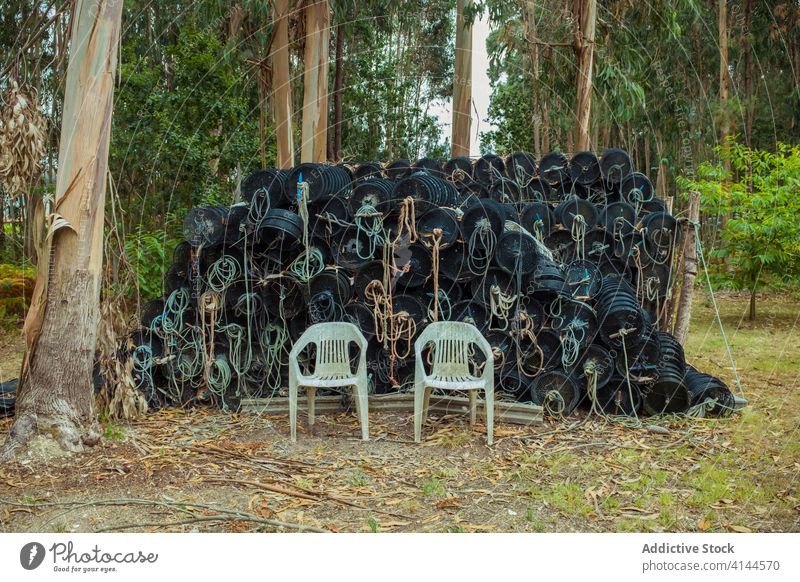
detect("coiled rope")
[560,319,588,369]
[289,248,324,282]
[571,214,587,261]
[426,228,444,321]
[489,284,516,331]
[354,204,385,260]
[309,290,344,323]
[467,218,496,275]
[514,310,544,378]
[198,290,222,391]
[207,255,241,293]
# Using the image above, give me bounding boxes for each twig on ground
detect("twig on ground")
[0,497,326,533]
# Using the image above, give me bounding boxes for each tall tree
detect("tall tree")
[273,0,295,168]
[301,0,330,163]
[573,0,596,151]
[1,0,123,460]
[331,19,345,162]
[719,0,730,156]
[451,0,473,157]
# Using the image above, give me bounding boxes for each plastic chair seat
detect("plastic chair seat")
[288,322,369,442]
[426,376,485,391]
[300,375,357,387]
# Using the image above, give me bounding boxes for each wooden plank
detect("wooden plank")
[241,393,542,426]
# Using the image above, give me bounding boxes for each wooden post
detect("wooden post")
[451,0,473,158]
[272,0,294,169]
[1,0,123,460]
[673,191,700,345]
[573,0,597,151]
[301,0,330,163]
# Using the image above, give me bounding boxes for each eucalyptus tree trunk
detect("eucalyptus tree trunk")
[742,0,753,147]
[451,0,473,158]
[273,0,295,168]
[573,0,597,151]
[673,191,700,345]
[521,0,541,156]
[332,21,345,162]
[301,0,330,163]
[1,0,123,461]
[719,0,730,151]
[718,0,731,237]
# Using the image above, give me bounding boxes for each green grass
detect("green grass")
[530,482,593,517]
[102,421,125,441]
[347,471,369,488]
[421,478,446,498]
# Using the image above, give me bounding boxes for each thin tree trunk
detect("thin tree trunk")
[742,0,753,147]
[272,0,294,169]
[332,21,345,162]
[451,0,473,158]
[673,191,700,345]
[521,0,541,156]
[573,0,597,151]
[719,0,730,150]
[1,0,123,461]
[0,199,5,258]
[258,61,268,168]
[541,99,550,152]
[301,0,330,163]
[749,281,756,321]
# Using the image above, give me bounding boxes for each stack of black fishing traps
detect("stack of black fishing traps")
[127,149,734,419]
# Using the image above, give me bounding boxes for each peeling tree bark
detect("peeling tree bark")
[1,0,123,462]
[273,0,295,168]
[332,21,345,162]
[300,0,330,163]
[451,0,473,158]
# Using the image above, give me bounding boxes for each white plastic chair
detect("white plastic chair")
[289,322,369,442]
[413,321,495,445]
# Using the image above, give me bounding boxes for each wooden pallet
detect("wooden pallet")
[240,392,543,426]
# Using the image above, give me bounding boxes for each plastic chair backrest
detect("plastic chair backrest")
[292,322,366,377]
[416,322,491,380]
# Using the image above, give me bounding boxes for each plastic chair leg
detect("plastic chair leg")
[414,380,426,443]
[307,387,317,435]
[422,387,432,423]
[468,390,477,427]
[355,381,369,441]
[484,386,494,446]
[289,376,299,443]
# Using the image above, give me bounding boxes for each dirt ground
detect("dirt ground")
[0,293,798,533]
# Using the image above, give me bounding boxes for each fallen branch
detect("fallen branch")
[205,477,413,520]
[203,477,318,501]
[95,514,326,533]
[0,497,326,533]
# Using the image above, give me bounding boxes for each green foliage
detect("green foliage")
[103,420,126,441]
[481,0,800,195]
[679,142,800,296]
[124,227,180,300]
[335,0,454,161]
[110,24,261,235]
